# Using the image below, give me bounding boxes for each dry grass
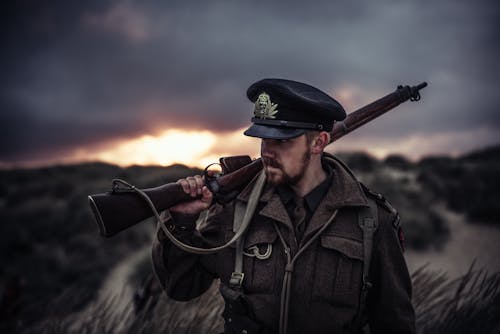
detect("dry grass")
[412,262,500,334]
[6,264,499,334]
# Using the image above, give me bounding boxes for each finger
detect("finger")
[194,175,204,194]
[176,179,190,194]
[186,176,196,197]
[186,177,198,197]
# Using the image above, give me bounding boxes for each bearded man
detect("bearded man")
[152,79,416,334]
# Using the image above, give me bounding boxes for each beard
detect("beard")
[263,149,312,186]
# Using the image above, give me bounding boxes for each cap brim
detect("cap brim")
[243,124,307,139]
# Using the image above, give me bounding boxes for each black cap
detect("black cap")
[244,78,346,139]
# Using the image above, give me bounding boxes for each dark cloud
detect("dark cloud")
[1,0,499,164]
[0,94,147,161]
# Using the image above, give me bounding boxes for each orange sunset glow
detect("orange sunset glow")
[70,128,261,168]
[61,125,500,169]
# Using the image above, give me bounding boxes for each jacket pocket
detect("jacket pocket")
[222,223,279,294]
[245,226,278,294]
[313,234,364,307]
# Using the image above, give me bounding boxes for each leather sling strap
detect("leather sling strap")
[117,170,267,255]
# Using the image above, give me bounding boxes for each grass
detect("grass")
[412,262,500,333]
[4,264,499,333]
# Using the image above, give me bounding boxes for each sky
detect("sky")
[1,0,499,168]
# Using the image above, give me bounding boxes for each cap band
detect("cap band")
[251,117,324,130]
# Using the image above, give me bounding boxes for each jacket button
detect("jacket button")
[228,317,232,323]
[241,330,248,334]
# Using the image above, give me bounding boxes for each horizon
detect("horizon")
[1,141,498,171]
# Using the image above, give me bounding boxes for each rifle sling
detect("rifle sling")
[113,170,266,255]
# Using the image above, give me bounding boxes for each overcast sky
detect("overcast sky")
[1,0,499,166]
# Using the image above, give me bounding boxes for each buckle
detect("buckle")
[229,272,245,289]
[362,276,373,290]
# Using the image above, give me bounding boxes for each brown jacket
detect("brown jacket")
[152,156,416,334]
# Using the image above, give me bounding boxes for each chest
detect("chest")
[216,207,365,305]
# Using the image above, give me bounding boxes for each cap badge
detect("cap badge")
[254,93,278,119]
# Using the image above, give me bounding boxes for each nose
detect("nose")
[261,139,275,158]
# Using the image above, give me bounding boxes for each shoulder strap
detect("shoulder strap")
[354,196,378,333]
[358,197,379,290]
[229,201,247,289]
[229,173,266,289]
[360,182,405,252]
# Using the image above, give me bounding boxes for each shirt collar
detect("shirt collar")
[276,163,333,213]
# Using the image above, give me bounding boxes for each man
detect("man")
[152,79,416,333]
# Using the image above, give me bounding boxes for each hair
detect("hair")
[305,130,331,154]
[305,130,320,144]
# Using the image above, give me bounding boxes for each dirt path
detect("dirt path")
[405,205,500,278]
[65,246,151,332]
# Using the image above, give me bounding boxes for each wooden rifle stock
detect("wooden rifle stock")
[88,82,427,237]
[88,159,264,237]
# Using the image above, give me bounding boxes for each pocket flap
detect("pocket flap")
[244,225,277,248]
[320,234,364,261]
[225,224,277,248]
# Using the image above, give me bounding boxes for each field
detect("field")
[1,146,499,333]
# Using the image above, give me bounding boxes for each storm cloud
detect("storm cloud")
[1,0,499,164]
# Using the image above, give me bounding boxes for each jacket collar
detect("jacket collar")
[236,153,369,240]
[318,153,369,210]
[238,154,368,206]
[237,174,290,226]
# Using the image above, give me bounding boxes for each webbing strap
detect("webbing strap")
[229,171,268,288]
[229,201,247,288]
[353,198,378,333]
[358,198,378,289]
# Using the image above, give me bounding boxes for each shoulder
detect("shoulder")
[360,183,401,232]
[360,183,406,251]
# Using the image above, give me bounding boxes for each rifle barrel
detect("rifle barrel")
[330,82,427,142]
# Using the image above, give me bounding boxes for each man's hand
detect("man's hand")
[169,175,213,215]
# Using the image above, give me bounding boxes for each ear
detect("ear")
[310,131,330,153]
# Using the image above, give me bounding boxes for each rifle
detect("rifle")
[88,82,427,237]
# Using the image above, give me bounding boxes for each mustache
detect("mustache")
[262,157,282,169]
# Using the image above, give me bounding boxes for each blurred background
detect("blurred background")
[1,0,499,332]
